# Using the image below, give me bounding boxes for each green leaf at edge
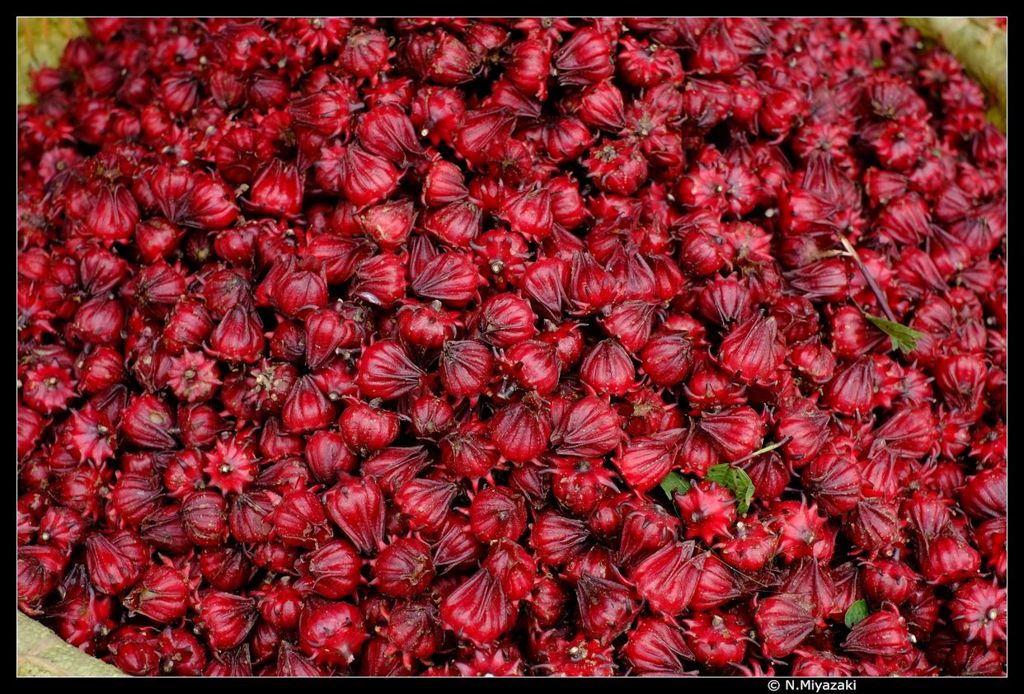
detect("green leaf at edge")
[844,599,870,628]
[864,314,924,354]
[659,471,691,500]
[705,464,756,515]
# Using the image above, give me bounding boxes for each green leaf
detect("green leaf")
[659,471,691,500]
[705,464,756,515]
[864,314,925,353]
[844,599,870,629]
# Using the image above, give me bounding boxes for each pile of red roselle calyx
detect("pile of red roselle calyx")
[17,17,1006,677]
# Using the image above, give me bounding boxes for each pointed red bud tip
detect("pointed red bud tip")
[413,30,479,86]
[629,540,699,616]
[483,539,536,601]
[108,634,161,676]
[860,557,920,606]
[754,593,818,659]
[686,611,749,669]
[315,143,400,207]
[640,332,696,387]
[470,487,528,543]
[410,251,482,308]
[361,445,432,495]
[568,251,615,313]
[617,35,685,89]
[356,340,424,400]
[409,394,455,439]
[719,517,779,572]
[409,85,466,148]
[304,309,346,371]
[323,476,385,555]
[959,466,1006,520]
[249,158,304,217]
[623,615,694,675]
[225,489,278,546]
[550,176,590,231]
[373,537,435,598]
[698,406,765,462]
[439,421,499,481]
[340,400,399,453]
[273,489,331,548]
[439,339,494,399]
[529,510,591,568]
[580,339,635,396]
[305,234,375,285]
[441,568,515,645]
[281,375,335,433]
[918,535,981,585]
[84,530,147,595]
[123,563,189,623]
[613,499,680,566]
[422,159,468,207]
[306,539,362,600]
[359,198,416,251]
[398,301,460,350]
[17,544,67,606]
[474,292,537,349]
[500,187,554,241]
[119,394,176,449]
[288,85,359,137]
[505,38,552,100]
[337,26,393,78]
[841,611,912,658]
[72,296,127,346]
[575,573,641,644]
[197,590,258,651]
[583,138,649,196]
[351,253,408,307]
[788,340,836,388]
[718,311,786,385]
[801,451,862,517]
[552,395,621,458]
[386,601,443,661]
[489,396,551,463]
[775,402,830,466]
[554,27,615,87]
[394,477,459,534]
[298,600,367,667]
[612,434,673,494]
[356,103,423,165]
[675,479,737,545]
[85,184,140,245]
[522,257,569,320]
[181,490,229,547]
[544,116,595,163]
[601,300,655,354]
[210,305,265,364]
[272,267,328,320]
[453,108,517,168]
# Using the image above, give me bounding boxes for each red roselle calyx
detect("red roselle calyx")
[16,17,1006,678]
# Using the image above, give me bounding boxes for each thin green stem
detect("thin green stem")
[730,436,792,467]
[836,231,898,322]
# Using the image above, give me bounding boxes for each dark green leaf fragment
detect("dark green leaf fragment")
[845,599,870,628]
[659,471,691,500]
[705,464,755,515]
[864,314,924,353]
